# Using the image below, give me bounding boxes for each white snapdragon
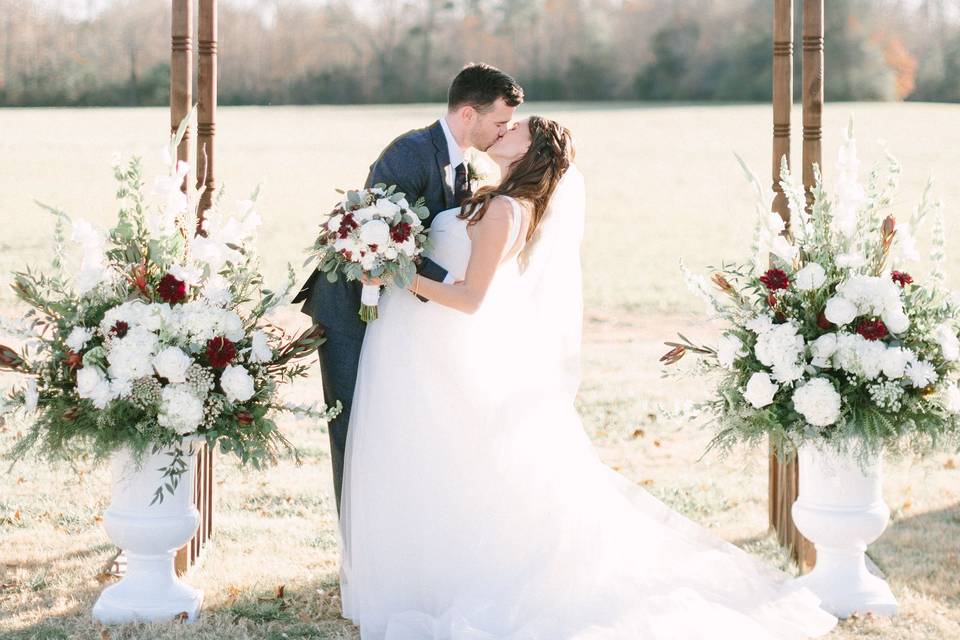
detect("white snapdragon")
[943,382,960,414]
[832,127,866,239]
[248,330,273,364]
[71,219,110,296]
[934,323,960,361]
[23,380,38,413]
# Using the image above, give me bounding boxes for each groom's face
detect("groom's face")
[467,98,517,152]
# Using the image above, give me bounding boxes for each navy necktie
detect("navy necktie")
[454,162,471,206]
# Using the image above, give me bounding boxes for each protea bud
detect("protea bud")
[711,273,733,293]
[0,344,24,371]
[235,411,254,425]
[62,406,81,422]
[659,345,686,365]
[65,351,83,369]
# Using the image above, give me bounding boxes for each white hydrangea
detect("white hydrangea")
[106,326,159,382]
[158,384,205,435]
[65,326,95,352]
[754,322,805,383]
[831,332,886,380]
[717,334,747,369]
[792,378,842,426]
[153,346,193,383]
[744,371,778,408]
[220,364,255,402]
[794,262,827,291]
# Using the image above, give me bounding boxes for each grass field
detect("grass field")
[0,103,959,639]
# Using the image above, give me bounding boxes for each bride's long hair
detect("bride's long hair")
[458,115,574,241]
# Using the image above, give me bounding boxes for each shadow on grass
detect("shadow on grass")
[2,572,359,640]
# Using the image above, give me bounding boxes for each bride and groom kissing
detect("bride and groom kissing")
[293,63,838,640]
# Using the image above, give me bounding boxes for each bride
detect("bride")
[338,115,838,640]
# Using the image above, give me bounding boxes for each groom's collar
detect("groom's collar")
[439,115,467,169]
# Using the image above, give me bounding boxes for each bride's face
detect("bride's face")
[487,118,531,164]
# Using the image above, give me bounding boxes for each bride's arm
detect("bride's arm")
[407,198,514,314]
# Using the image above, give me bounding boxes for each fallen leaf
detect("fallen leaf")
[653,439,662,448]
[16,477,23,485]
[902,499,912,511]
[100,630,110,640]
[276,584,285,599]
[631,429,645,439]
[945,458,957,470]
[641,479,655,487]
[227,585,242,601]
[174,611,189,623]
[13,510,21,521]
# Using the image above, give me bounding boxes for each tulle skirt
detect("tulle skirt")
[339,287,837,640]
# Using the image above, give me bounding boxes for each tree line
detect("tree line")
[1,0,958,107]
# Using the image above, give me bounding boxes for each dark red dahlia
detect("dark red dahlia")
[338,213,359,239]
[391,222,412,243]
[157,273,187,304]
[110,321,129,338]
[891,271,913,288]
[235,411,254,425]
[856,319,888,341]
[760,269,789,291]
[206,336,237,368]
[817,311,832,330]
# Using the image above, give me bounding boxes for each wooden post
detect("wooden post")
[170,0,216,577]
[802,0,825,203]
[769,0,793,551]
[196,0,218,229]
[170,0,192,191]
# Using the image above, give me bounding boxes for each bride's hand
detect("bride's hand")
[361,274,387,287]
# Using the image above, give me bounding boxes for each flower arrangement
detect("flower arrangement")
[0,122,339,502]
[663,123,960,461]
[307,184,429,322]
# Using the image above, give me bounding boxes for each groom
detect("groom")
[293,63,524,513]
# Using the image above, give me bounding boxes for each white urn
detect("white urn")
[92,440,203,624]
[790,442,898,618]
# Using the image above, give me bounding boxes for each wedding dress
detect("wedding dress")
[339,166,837,640]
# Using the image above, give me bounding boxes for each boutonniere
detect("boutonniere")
[465,151,492,190]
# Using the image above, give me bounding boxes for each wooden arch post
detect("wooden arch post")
[171,0,218,576]
[769,0,820,573]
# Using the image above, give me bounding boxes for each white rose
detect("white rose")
[809,334,838,367]
[220,364,255,402]
[384,247,399,261]
[23,380,38,413]
[396,197,409,210]
[717,334,747,369]
[824,296,857,326]
[153,346,192,383]
[744,372,778,409]
[881,308,910,334]
[158,385,204,435]
[248,330,273,364]
[361,253,378,271]
[934,323,960,361]
[794,263,826,291]
[354,205,379,222]
[218,310,246,342]
[65,327,95,352]
[76,366,113,409]
[792,378,842,427]
[359,219,391,247]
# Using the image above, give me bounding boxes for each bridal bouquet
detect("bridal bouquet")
[0,122,339,502]
[663,124,960,461]
[308,184,430,322]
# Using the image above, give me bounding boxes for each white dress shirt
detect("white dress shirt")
[439,115,467,193]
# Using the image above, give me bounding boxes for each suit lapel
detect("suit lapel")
[429,121,455,211]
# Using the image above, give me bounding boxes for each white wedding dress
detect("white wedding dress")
[339,166,837,640]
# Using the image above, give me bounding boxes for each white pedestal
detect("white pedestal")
[790,442,898,618]
[92,442,204,624]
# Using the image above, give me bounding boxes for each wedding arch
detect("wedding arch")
[162,0,829,576]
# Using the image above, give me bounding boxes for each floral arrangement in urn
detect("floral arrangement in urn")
[663,123,960,462]
[0,123,338,503]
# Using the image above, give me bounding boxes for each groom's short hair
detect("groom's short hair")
[448,63,524,114]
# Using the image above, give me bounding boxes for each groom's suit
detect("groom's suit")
[293,120,464,514]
